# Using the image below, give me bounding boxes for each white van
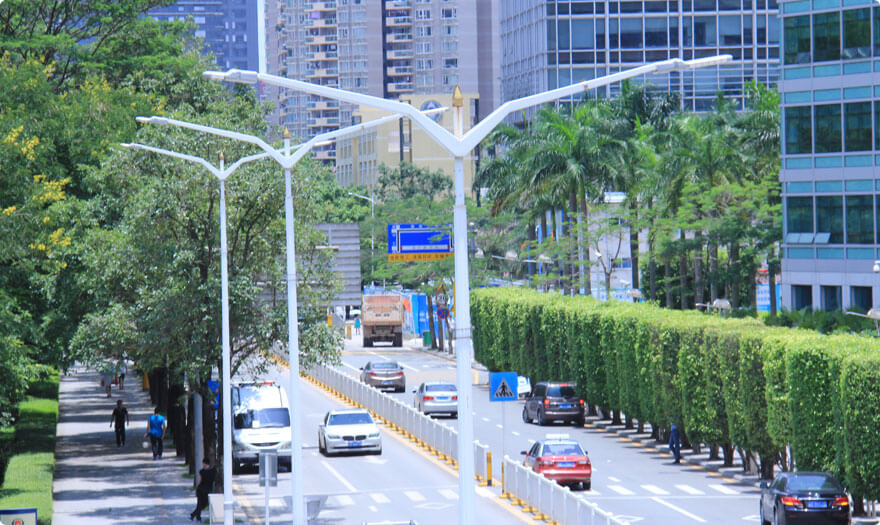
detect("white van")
[231,381,291,473]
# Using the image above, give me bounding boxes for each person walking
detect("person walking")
[144,407,167,460]
[189,458,217,521]
[354,314,361,335]
[117,361,127,391]
[109,399,130,447]
[669,421,682,464]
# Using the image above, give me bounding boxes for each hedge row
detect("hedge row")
[471,288,880,495]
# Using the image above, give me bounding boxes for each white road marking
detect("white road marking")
[477,487,495,498]
[481,417,490,422]
[608,485,635,495]
[369,505,378,512]
[512,431,520,436]
[642,484,670,495]
[366,351,419,371]
[321,460,357,493]
[675,484,705,495]
[370,493,391,504]
[651,496,707,523]
[439,489,459,500]
[404,491,426,502]
[496,424,503,429]
[333,494,354,506]
[342,362,361,373]
[709,484,739,495]
[527,439,536,444]
[608,476,621,482]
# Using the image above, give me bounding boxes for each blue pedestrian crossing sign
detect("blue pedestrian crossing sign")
[489,372,518,402]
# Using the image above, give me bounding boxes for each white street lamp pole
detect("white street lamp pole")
[206,54,733,524]
[347,191,375,274]
[120,143,271,525]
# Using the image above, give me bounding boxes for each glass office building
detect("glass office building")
[500,0,780,111]
[779,0,880,311]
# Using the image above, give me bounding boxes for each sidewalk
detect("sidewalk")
[52,369,197,524]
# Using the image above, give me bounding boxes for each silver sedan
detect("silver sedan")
[318,409,382,456]
[413,381,458,418]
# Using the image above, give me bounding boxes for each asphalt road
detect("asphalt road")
[336,340,764,525]
[230,353,527,524]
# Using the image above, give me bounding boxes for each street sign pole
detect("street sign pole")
[489,372,518,475]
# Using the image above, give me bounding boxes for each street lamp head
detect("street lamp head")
[120,143,141,150]
[873,260,880,273]
[225,69,259,84]
[201,70,227,82]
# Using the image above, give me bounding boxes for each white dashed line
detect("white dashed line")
[321,460,357,493]
[675,484,705,495]
[512,431,520,436]
[369,493,391,504]
[333,494,354,506]
[608,485,635,495]
[439,489,459,500]
[642,484,670,495]
[651,497,707,522]
[709,484,739,495]
[404,491,425,502]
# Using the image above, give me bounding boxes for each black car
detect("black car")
[760,471,851,525]
[522,382,585,426]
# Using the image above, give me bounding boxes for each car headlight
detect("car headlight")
[368,432,380,438]
[325,433,340,439]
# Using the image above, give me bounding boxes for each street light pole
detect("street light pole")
[347,191,375,276]
[206,54,733,523]
[120,144,271,525]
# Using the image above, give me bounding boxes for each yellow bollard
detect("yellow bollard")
[500,461,513,499]
[485,451,493,487]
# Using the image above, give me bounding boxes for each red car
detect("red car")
[521,434,591,490]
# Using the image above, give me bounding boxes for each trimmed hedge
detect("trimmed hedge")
[472,288,880,491]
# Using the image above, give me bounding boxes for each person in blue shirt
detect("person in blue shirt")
[144,407,167,460]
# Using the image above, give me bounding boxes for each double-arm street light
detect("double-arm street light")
[119,143,270,525]
[205,53,732,523]
[133,106,444,525]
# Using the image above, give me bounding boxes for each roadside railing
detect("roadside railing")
[304,364,488,483]
[502,455,631,525]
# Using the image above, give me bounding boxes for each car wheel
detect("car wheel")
[537,409,547,426]
[522,406,531,424]
[318,435,326,455]
[584,481,591,491]
[232,461,241,475]
[364,337,373,347]
[573,417,585,427]
[374,447,382,455]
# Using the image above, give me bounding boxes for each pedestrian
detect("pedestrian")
[144,407,167,460]
[117,361,127,391]
[669,421,682,464]
[102,371,113,397]
[189,457,217,521]
[354,314,361,335]
[109,399,130,447]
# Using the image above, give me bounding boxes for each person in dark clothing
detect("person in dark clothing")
[109,400,130,447]
[669,421,682,464]
[190,458,217,521]
[144,407,166,459]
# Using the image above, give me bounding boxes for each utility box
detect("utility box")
[362,295,404,347]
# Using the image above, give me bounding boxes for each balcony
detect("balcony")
[307,1,337,11]
[387,82,414,93]
[308,51,338,61]
[387,49,414,59]
[307,67,339,78]
[386,65,413,76]
[305,35,337,45]
[308,100,340,110]
[386,1,412,9]
[308,116,341,127]
[314,149,336,161]
[305,17,336,28]
[386,33,413,44]
[386,16,412,26]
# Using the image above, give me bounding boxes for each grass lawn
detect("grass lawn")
[0,372,59,525]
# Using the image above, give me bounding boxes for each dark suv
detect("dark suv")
[522,382,585,426]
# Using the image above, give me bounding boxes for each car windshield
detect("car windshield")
[787,474,844,492]
[371,362,399,370]
[328,412,374,425]
[542,443,585,456]
[426,384,457,392]
[547,385,577,398]
[234,408,290,429]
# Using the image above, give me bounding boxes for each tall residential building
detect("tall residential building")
[778,0,880,311]
[498,0,780,112]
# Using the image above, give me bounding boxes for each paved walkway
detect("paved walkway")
[52,369,197,524]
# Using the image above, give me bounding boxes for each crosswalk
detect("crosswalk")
[320,486,491,510]
[595,483,742,497]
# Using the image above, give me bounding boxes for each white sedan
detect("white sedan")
[318,409,382,456]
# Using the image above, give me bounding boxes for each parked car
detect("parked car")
[317,409,382,456]
[413,381,458,417]
[521,433,591,490]
[522,382,585,426]
[517,376,532,399]
[359,361,406,392]
[759,471,850,525]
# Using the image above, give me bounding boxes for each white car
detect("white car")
[231,382,291,473]
[518,376,532,399]
[318,409,382,456]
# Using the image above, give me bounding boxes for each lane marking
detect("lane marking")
[342,362,361,373]
[512,431,520,436]
[404,490,426,502]
[439,488,459,500]
[496,424,503,429]
[482,417,490,422]
[370,493,391,504]
[369,505,378,512]
[321,460,358,493]
[675,484,705,495]
[608,476,621,482]
[608,485,635,495]
[333,494,354,506]
[709,484,739,495]
[651,496,707,523]
[642,484,670,495]
[367,350,419,371]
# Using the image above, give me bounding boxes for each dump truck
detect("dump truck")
[362,294,404,347]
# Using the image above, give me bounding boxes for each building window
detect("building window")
[821,285,842,311]
[846,195,873,244]
[793,284,813,310]
[814,104,842,153]
[443,58,458,68]
[844,102,872,152]
[873,7,880,56]
[720,15,741,45]
[441,7,456,18]
[817,196,844,244]
[874,101,880,150]
[787,196,814,233]
[694,16,717,46]
[851,286,872,310]
[784,15,811,64]
[813,12,841,62]
[572,19,596,49]
[843,8,871,59]
[558,20,571,50]
[621,19,643,48]
[785,106,812,154]
[874,195,880,243]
